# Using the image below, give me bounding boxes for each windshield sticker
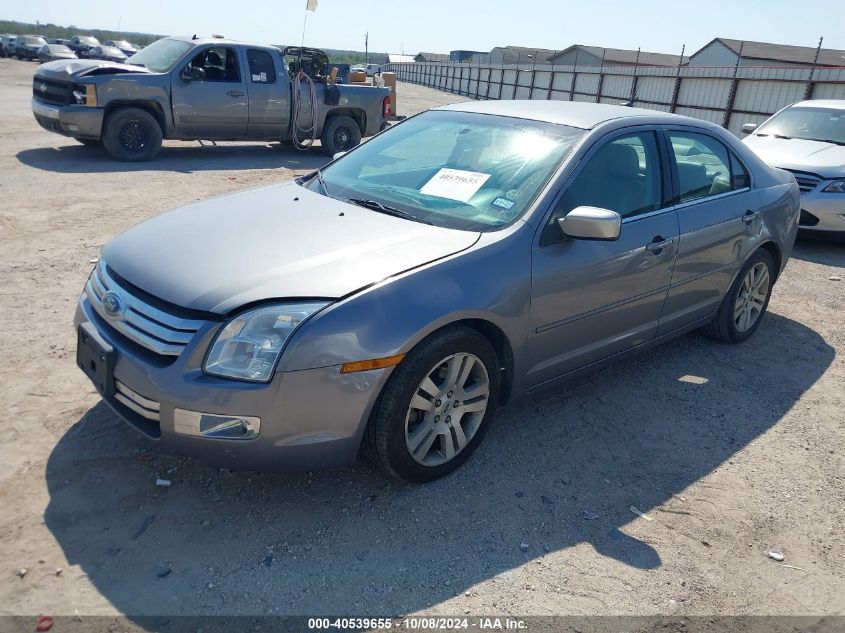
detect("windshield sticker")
[491,197,515,210]
[505,189,519,201]
[420,168,491,203]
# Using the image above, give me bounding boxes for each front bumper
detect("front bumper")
[31,98,104,139]
[796,189,845,234]
[74,294,390,471]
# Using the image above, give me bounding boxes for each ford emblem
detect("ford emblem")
[102,292,124,318]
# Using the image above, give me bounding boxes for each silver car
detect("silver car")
[742,100,845,235]
[74,101,799,481]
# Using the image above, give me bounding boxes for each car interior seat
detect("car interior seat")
[203,51,224,80]
[569,143,645,215]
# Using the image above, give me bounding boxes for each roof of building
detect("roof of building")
[490,46,559,63]
[548,44,687,66]
[693,38,845,66]
[435,99,689,129]
[387,53,415,63]
[415,52,450,62]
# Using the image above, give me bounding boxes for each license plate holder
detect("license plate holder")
[77,322,115,397]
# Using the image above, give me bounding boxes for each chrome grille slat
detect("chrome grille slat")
[784,169,822,194]
[115,380,161,421]
[85,261,203,357]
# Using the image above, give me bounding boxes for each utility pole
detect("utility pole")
[365,32,368,64]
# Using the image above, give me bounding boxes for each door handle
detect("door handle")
[646,236,672,253]
[225,90,244,97]
[742,209,759,225]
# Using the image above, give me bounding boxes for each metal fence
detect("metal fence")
[385,61,845,135]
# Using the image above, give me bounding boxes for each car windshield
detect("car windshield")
[102,46,124,55]
[48,45,71,52]
[25,36,47,46]
[112,40,132,48]
[758,106,845,145]
[77,36,99,45]
[127,38,194,72]
[312,110,585,231]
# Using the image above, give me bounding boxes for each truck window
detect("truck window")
[247,49,276,84]
[187,47,241,82]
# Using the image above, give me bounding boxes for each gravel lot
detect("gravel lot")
[0,57,843,624]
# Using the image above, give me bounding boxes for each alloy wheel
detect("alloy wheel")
[404,352,490,467]
[734,262,770,332]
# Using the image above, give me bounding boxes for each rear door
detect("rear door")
[527,127,679,387]
[171,45,248,139]
[657,127,760,335]
[245,48,291,139]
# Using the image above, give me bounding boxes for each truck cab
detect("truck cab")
[31,36,391,160]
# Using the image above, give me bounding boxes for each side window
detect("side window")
[730,152,750,190]
[669,131,744,203]
[187,47,241,82]
[247,49,276,84]
[541,131,662,245]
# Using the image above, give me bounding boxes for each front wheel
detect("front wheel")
[702,248,775,343]
[363,326,500,482]
[320,115,362,156]
[102,107,162,162]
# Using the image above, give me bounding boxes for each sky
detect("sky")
[5,0,844,55]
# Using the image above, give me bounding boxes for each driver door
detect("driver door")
[526,128,679,387]
[171,45,248,139]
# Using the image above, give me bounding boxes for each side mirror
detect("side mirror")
[741,123,758,135]
[180,66,204,82]
[332,151,347,161]
[558,206,621,241]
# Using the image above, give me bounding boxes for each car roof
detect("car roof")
[434,100,689,129]
[787,100,845,110]
[167,35,278,51]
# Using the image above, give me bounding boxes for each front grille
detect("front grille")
[32,76,73,106]
[85,261,204,357]
[114,380,161,421]
[799,210,820,227]
[784,169,822,195]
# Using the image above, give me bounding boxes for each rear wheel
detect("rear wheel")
[702,248,775,343]
[363,326,500,482]
[320,115,362,156]
[102,107,162,162]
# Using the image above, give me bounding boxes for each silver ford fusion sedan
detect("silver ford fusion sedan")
[742,100,845,236]
[75,101,799,482]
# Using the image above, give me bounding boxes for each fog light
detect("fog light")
[174,409,260,440]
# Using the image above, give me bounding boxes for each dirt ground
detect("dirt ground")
[0,56,843,624]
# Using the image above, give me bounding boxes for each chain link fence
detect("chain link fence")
[385,61,845,135]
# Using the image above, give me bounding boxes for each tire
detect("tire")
[702,248,775,343]
[102,107,162,162]
[76,138,102,147]
[320,115,362,156]
[363,326,501,482]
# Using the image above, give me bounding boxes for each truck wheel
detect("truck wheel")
[102,107,162,162]
[320,115,361,156]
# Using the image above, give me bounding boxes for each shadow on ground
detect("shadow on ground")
[16,142,327,175]
[44,313,833,618]
[791,235,845,266]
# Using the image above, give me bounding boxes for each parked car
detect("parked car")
[1,34,17,57]
[15,35,48,60]
[353,62,382,76]
[32,36,390,160]
[38,44,78,63]
[47,38,70,46]
[742,100,845,236]
[104,39,137,56]
[73,101,799,481]
[69,35,100,58]
[87,45,128,63]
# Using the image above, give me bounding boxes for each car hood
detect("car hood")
[743,135,845,178]
[35,58,150,81]
[103,182,481,314]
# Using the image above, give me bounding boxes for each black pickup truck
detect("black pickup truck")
[31,36,392,160]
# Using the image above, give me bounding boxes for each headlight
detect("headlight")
[72,84,97,106]
[204,302,328,382]
[822,179,845,193]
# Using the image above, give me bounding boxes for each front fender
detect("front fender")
[277,224,533,390]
